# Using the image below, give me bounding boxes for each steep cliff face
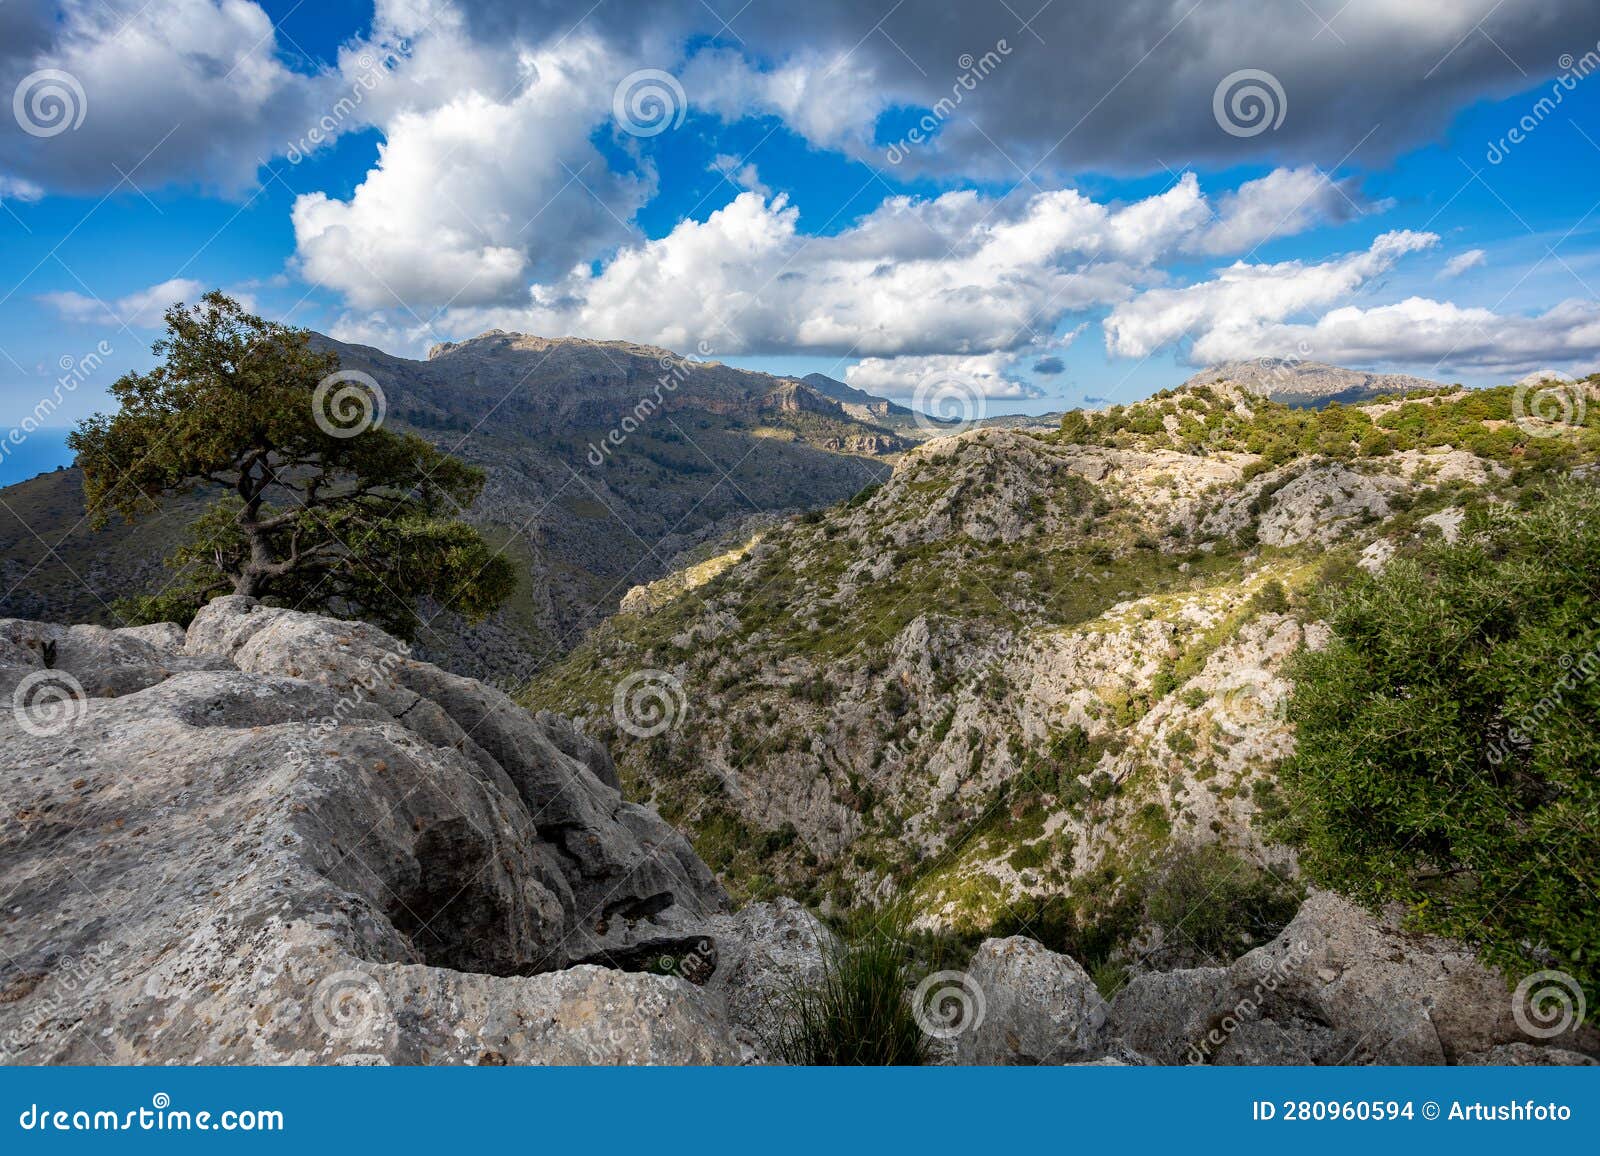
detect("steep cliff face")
[524,379,1585,949]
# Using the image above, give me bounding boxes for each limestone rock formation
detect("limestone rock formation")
[1182,359,1446,406]
[1100,892,1599,1065]
[953,936,1108,1065]
[0,598,746,1064]
[700,897,838,1061]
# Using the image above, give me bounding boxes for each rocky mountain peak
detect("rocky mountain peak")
[425,329,698,365]
[1182,358,1449,406]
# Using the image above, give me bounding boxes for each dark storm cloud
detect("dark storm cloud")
[0,0,330,197]
[7,1,1593,199]
[459,0,1597,174]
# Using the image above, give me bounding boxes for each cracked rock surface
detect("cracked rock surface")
[0,598,759,1064]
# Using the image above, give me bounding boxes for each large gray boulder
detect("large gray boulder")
[952,936,1108,1065]
[0,599,734,1064]
[700,897,835,1061]
[1105,967,1233,1065]
[1106,891,1600,1065]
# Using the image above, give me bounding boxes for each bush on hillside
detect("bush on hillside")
[1278,479,1600,1019]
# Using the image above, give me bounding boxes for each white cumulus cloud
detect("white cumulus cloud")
[1103,230,1439,361]
[291,33,653,312]
[1187,167,1379,256]
[1212,295,1600,375]
[845,352,1041,400]
[39,277,208,328]
[1439,249,1488,278]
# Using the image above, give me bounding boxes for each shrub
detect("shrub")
[1279,480,1600,1018]
[1141,844,1301,965]
[1246,578,1289,617]
[1008,839,1051,872]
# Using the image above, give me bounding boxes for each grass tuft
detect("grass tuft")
[773,920,929,1065]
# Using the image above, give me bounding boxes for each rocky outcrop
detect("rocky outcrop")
[953,937,1108,1065]
[1100,892,1598,1065]
[2,610,1589,1069]
[0,598,757,1064]
[937,891,1596,1067]
[700,897,836,1061]
[1183,359,1445,406]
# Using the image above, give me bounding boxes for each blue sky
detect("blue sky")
[3,0,1600,484]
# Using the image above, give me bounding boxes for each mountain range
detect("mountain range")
[0,332,912,683]
[523,373,1599,949]
[0,339,1501,687]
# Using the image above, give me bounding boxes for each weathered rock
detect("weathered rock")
[292,964,740,1066]
[1105,891,1600,1065]
[1107,967,1233,1065]
[699,897,835,1061]
[180,596,726,961]
[1459,1043,1597,1066]
[953,936,1107,1065]
[0,599,732,1065]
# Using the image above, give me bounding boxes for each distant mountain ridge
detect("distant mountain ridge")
[1183,359,1449,407]
[0,330,905,683]
[797,372,939,434]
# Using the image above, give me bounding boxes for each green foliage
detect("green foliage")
[1008,839,1051,872]
[985,844,1301,982]
[1088,958,1130,999]
[1055,380,1600,475]
[1246,578,1289,617]
[1140,844,1301,964]
[1279,479,1600,1016]
[70,292,514,638]
[773,920,928,1065]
